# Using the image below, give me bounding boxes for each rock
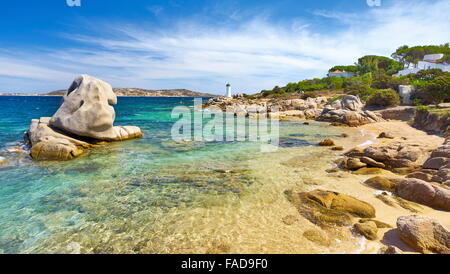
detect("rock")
[406,171,434,182]
[354,221,378,240]
[303,122,310,125]
[25,118,89,147]
[391,167,417,175]
[328,192,376,218]
[291,99,306,108]
[303,229,331,246]
[49,75,142,141]
[360,157,386,168]
[431,146,450,158]
[326,168,339,173]
[341,95,363,111]
[432,168,450,183]
[359,218,392,228]
[344,147,365,158]
[363,177,398,192]
[397,215,450,254]
[352,168,383,175]
[282,215,298,225]
[25,75,143,161]
[319,139,335,146]
[286,189,376,227]
[395,178,450,210]
[0,156,6,166]
[384,245,404,254]
[378,132,395,139]
[331,146,344,151]
[356,142,433,169]
[30,136,84,161]
[423,157,449,170]
[346,158,367,170]
[341,133,349,138]
[317,95,385,126]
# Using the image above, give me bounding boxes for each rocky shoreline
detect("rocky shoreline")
[207,95,450,254]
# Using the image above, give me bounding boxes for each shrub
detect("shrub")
[412,98,423,106]
[302,91,317,99]
[366,89,400,107]
[412,74,450,104]
[371,72,410,91]
[326,77,345,89]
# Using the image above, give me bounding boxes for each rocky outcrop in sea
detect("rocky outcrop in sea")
[24,75,143,161]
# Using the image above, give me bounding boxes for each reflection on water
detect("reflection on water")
[0,97,370,254]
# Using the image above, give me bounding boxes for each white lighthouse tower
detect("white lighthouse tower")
[225,83,232,98]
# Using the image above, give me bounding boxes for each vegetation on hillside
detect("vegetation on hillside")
[253,44,449,106]
[357,55,403,76]
[328,65,358,73]
[392,44,450,67]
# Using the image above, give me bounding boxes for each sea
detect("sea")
[0,96,371,254]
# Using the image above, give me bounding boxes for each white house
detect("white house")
[327,70,357,78]
[394,53,450,76]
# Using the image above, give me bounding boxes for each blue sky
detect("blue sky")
[1,0,449,94]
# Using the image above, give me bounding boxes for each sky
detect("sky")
[0,0,449,95]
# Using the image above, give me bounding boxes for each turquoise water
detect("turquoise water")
[0,96,365,254]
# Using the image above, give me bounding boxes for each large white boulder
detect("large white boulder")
[25,75,143,160]
[49,75,141,141]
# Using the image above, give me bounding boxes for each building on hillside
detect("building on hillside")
[394,54,450,77]
[327,70,357,78]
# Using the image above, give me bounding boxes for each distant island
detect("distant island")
[0,88,217,97]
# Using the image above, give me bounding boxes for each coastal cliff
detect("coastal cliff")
[46,88,216,97]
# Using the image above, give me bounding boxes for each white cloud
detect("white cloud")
[1,0,449,94]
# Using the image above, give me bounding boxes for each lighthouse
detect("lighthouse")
[225,83,232,98]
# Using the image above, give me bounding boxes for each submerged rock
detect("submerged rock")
[359,218,392,229]
[319,139,335,146]
[303,229,331,246]
[352,167,383,175]
[331,146,344,151]
[354,221,378,240]
[397,215,450,254]
[285,189,376,228]
[24,75,143,161]
[378,132,395,139]
[282,215,299,225]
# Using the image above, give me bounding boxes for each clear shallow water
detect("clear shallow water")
[0,96,369,254]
